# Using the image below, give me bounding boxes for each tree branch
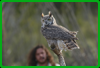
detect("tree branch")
[50,44,66,66]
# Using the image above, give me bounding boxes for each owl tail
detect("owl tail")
[71,31,78,37]
[72,31,78,35]
[63,39,80,50]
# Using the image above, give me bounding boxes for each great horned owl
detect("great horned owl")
[41,11,80,51]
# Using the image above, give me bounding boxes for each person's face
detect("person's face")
[35,48,47,63]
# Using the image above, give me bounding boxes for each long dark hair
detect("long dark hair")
[27,45,56,66]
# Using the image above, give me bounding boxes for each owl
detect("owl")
[41,11,80,51]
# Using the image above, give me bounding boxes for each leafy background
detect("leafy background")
[2,2,98,66]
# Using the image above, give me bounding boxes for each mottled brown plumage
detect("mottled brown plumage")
[41,11,80,51]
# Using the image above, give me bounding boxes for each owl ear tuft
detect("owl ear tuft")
[41,13,44,17]
[48,11,52,17]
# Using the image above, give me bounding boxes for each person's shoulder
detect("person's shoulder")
[55,63,60,66]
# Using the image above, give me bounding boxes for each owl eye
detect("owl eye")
[48,19,51,21]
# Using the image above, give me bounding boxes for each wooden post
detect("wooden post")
[51,44,66,66]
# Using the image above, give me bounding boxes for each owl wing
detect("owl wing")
[41,25,78,40]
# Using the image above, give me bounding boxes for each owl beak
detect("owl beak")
[45,21,47,24]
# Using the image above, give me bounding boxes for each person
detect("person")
[27,45,60,66]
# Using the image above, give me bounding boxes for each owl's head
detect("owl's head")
[41,11,56,28]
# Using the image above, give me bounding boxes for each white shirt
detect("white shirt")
[37,63,60,66]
